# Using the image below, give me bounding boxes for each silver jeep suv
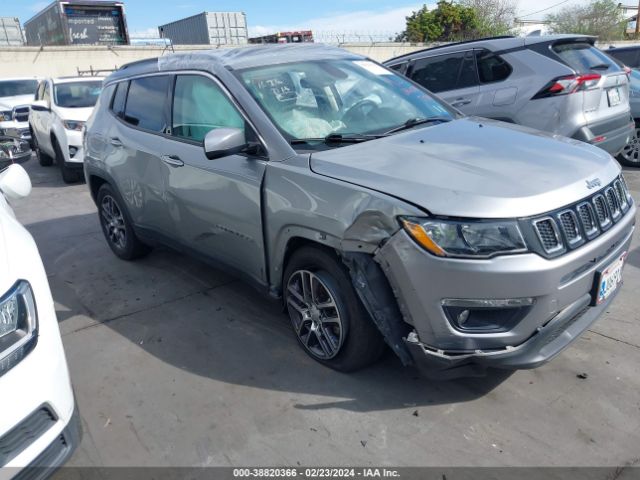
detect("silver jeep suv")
[384,35,634,157]
[84,45,635,379]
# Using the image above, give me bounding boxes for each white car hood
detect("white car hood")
[0,95,34,110]
[56,106,94,122]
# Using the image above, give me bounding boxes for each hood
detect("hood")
[0,95,35,110]
[310,118,621,219]
[56,106,94,122]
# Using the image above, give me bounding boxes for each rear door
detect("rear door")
[407,50,480,112]
[552,42,630,128]
[106,74,177,237]
[472,49,518,121]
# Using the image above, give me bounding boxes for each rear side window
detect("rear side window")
[410,51,478,93]
[111,81,128,118]
[476,51,512,83]
[124,76,171,132]
[553,42,619,73]
[607,49,639,68]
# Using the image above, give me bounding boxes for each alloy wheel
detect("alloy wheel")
[101,195,127,250]
[286,270,344,360]
[620,128,640,164]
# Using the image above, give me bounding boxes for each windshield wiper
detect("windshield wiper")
[589,63,610,70]
[384,116,452,135]
[290,133,383,146]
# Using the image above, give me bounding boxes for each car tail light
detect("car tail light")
[532,73,601,99]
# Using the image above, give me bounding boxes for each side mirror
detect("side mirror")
[0,164,32,200]
[204,128,247,160]
[31,100,50,112]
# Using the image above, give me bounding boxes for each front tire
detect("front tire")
[52,137,81,183]
[97,183,151,260]
[283,246,385,372]
[617,124,640,168]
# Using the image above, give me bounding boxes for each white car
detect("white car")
[29,77,103,183]
[0,164,80,475]
[0,78,39,146]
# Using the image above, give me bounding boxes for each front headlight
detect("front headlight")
[0,281,38,377]
[400,216,527,258]
[63,120,85,131]
[0,111,12,122]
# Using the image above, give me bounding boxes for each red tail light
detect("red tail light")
[532,73,601,99]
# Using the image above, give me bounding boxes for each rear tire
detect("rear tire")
[97,183,151,261]
[617,123,640,168]
[283,245,385,372]
[32,130,53,167]
[52,137,81,183]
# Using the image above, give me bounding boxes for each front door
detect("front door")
[408,50,480,113]
[162,73,268,285]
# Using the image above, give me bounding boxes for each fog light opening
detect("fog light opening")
[68,146,78,158]
[442,298,535,333]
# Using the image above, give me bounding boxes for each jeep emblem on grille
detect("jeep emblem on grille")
[586,178,601,189]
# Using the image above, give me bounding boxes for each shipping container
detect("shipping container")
[24,0,129,46]
[0,17,25,46]
[158,12,248,46]
[249,31,314,44]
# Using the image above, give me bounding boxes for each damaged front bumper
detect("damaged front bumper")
[368,203,635,379]
[404,290,614,379]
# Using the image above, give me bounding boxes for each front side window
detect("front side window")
[0,80,38,98]
[410,52,478,93]
[475,50,512,83]
[172,75,244,143]
[35,82,45,101]
[124,76,171,132]
[54,81,103,108]
[237,59,454,144]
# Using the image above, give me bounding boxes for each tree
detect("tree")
[545,0,626,41]
[459,0,518,37]
[397,0,517,43]
[398,2,480,42]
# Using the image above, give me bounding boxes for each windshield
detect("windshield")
[0,80,38,98]
[54,81,103,108]
[237,59,455,145]
[553,42,620,73]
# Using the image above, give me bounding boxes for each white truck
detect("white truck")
[0,78,39,147]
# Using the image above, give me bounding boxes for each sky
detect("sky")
[0,0,577,38]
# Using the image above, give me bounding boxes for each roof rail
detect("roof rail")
[388,35,516,62]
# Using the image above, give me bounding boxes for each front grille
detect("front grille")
[12,106,29,123]
[533,218,562,252]
[0,406,57,466]
[530,175,632,257]
[13,435,70,480]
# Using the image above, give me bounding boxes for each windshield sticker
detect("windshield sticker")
[354,60,392,76]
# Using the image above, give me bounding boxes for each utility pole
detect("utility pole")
[636,0,640,38]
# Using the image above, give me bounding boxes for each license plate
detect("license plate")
[607,87,621,107]
[593,253,626,305]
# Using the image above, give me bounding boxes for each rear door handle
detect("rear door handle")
[451,98,472,107]
[161,154,184,167]
[110,137,123,147]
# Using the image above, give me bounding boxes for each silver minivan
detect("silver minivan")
[384,35,634,157]
[84,45,635,379]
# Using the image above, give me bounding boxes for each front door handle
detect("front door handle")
[161,154,184,167]
[110,137,123,147]
[451,98,472,107]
